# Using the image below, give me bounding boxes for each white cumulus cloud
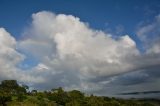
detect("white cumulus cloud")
[0,11,160,94]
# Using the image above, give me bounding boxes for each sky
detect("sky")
[0,0,160,98]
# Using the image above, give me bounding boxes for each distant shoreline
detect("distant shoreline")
[119,91,160,95]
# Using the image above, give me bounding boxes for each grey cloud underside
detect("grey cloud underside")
[0,11,160,97]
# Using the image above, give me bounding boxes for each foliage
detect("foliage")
[0,80,159,106]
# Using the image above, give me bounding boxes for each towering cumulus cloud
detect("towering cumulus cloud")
[0,11,160,93]
[19,11,139,78]
[0,28,23,80]
[0,28,45,83]
[19,11,139,87]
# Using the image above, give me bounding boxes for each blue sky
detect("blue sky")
[0,0,160,38]
[0,0,160,98]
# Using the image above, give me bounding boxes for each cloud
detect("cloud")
[19,11,140,78]
[0,28,23,79]
[136,15,160,41]
[94,14,160,97]
[136,14,160,54]
[17,11,144,90]
[0,11,160,97]
[0,28,46,84]
[147,40,160,54]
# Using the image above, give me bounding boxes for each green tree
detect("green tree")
[50,87,69,105]
[0,80,28,104]
[0,92,11,106]
[68,90,84,100]
[0,80,19,106]
[0,80,19,95]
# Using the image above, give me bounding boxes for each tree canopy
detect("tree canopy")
[0,80,159,106]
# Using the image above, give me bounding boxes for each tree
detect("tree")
[22,84,29,91]
[0,80,19,95]
[0,91,11,106]
[68,90,84,100]
[0,80,18,106]
[50,87,69,105]
[31,90,37,95]
[0,80,29,104]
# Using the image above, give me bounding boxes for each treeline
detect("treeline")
[0,80,159,106]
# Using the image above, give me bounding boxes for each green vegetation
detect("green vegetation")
[0,80,159,106]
